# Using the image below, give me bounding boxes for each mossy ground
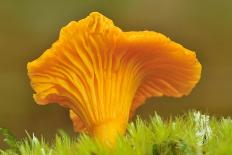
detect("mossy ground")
[1,111,232,155]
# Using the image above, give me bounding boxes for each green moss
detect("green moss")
[1,111,232,155]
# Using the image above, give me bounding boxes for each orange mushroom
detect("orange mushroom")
[27,12,201,145]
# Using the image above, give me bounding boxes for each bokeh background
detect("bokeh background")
[1,0,231,148]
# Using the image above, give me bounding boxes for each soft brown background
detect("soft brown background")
[0,0,232,148]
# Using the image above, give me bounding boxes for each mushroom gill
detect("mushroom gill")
[27,12,201,145]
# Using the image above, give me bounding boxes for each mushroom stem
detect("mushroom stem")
[91,119,127,145]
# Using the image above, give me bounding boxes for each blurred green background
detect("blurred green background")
[0,0,232,147]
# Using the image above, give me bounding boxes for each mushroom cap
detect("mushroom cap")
[125,31,201,116]
[27,12,201,140]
